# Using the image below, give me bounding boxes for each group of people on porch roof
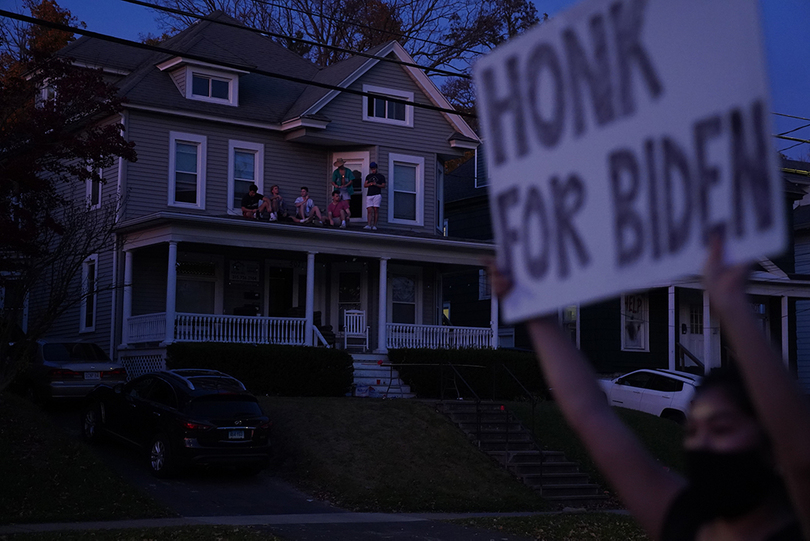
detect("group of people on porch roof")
[240,158,386,230]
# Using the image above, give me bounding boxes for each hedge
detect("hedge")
[387,348,549,401]
[166,343,353,397]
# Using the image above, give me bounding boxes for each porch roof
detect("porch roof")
[116,212,494,265]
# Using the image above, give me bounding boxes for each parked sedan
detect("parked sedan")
[20,340,127,401]
[82,369,273,477]
[598,369,702,423]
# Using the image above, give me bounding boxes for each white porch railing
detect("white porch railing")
[127,313,307,345]
[127,313,167,343]
[386,323,493,349]
[176,313,306,344]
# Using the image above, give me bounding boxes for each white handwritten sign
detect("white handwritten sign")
[473,0,784,323]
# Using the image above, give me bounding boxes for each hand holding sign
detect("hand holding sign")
[474,0,784,323]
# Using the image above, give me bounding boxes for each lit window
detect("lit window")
[362,85,413,127]
[621,292,649,351]
[80,255,98,332]
[228,140,264,213]
[169,132,207,208]
[388,153,424,225]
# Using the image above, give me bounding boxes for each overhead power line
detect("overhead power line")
[0,9,475,119]
[121,0,472,80]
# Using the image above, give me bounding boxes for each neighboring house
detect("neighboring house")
[30,12,498,374]
[445,151,810,382]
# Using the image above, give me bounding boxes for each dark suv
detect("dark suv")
[82,369,272,477]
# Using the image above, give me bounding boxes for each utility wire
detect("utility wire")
[121,0,472,79]
[778,122,810,137]
[0,9,476,119]
[774,112,810,123]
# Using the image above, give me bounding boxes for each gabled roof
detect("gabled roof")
[57,12,478,138]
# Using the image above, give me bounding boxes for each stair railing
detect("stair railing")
[442,361,483,444]
[494,363,539,437]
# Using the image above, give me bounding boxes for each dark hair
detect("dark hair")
[332,190,341,196]
[249,184,259,192]
[300,186,308,192]
[696,365,756,418]
[270,184,279,192]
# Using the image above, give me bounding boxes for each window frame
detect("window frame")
[86,167,102,210]
[80,254,98,333]
[388,265,422,325]
[168,131,207,209]
[185,66,238,106]
[387,153,424,226]
[362,84,414,127]
[621,292,649,352]
[227,140,264,214]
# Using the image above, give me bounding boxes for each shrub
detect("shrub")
[166,343,353,397]
[388,348,548,400]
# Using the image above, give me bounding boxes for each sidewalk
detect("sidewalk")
[1,510,629,537]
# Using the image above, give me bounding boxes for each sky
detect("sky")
[2,0,809,161]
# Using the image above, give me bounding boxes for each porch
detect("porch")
[125,312,494,350]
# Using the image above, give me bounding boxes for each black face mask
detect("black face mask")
[685,448,780,519]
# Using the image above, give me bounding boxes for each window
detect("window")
[617,371,651,389]
[86,168,102,210]
[228,140,264,213]
[80,255,98,333]
[169,132,206,208]
[391,274,417,324]
[362,85,414,127]
[185,67,238,106]
[689,304,703,334]
[478,269,491,300]
[388,153,424,225]
[176,261,217,314]
[621,292,649,351]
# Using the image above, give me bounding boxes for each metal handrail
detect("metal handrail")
[442,361,483,444]
[496,363,538,437]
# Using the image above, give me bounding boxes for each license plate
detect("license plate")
[228,430,245,440]
[84,372,100,380]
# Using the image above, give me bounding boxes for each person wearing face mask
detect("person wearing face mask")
[488,237,810,541]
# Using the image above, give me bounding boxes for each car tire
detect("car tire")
[148,434,177,478]
[81,403,104,444]
[661,410,686,425]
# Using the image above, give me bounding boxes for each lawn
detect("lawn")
[263,396,549,512]
[0,393,171,525]
[0,526,278,540]
[453,512,649,540]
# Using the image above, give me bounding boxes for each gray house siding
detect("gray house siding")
[123,112,331,220]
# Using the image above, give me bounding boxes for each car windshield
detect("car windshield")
[186,396,263,417]
[42,343,110,363]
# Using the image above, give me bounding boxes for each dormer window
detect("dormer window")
[192,73,230,100]
[362,85,414,127]
[157,57,246,107]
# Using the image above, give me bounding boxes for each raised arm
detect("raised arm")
[489,264,684,539]
[703,238,810,536]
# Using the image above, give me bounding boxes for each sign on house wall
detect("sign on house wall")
[473,0,785,323]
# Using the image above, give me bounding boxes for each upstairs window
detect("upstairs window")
[228,140,264,213]
[169,132,207,209]
[192,73,230,100]
[388,153,424,225]
[86,168,102,210]
[363,85,414,127]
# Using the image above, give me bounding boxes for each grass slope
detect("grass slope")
[264,397,549,512]
[0,393,171,525]
[455,513,649,540]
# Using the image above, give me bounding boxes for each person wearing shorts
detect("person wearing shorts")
[363,162,385,230]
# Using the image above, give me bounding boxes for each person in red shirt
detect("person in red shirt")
[327,190,350,228]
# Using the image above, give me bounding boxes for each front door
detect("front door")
[331,263,368,336]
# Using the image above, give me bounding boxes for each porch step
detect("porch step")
[351,356,415,398]
[436,401,607,504]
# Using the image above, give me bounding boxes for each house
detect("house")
[33,12,499,376]
[444,151,810,386]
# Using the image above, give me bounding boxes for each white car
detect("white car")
[598,369,702,423]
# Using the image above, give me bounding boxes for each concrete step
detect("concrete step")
[511,461,581,475]
[457,421,523,432]
[541,494,610,504]
[539,483,603,498]
[474,432,534,443]
[521,472,591,486]
[479,440,537,452]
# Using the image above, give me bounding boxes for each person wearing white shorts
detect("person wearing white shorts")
[363,162,385,230]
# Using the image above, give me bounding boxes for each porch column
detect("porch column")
[377,257,389,353]
[702,290,712,375]
[490,285,499,349]
[668,286,676,371]
[782,296,790,367]
[164,241,177,345]
[122,250,133,346]
[305,251,316,346]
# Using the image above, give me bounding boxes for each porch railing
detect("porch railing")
[127,313,307,345]
[127,313,167,343]
[386,323,493,349]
